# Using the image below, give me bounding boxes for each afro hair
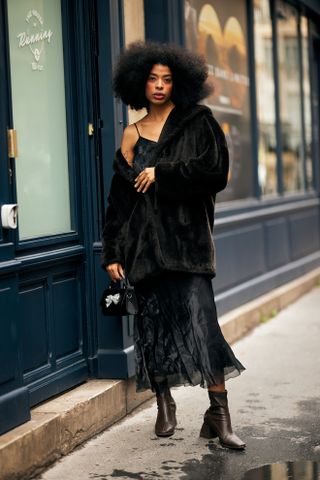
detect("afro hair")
[112,41,212,110]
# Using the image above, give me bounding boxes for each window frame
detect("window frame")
[5,0,82,252]
[250,0,317,203]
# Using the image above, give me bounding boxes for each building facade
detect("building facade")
[0,0,319,434]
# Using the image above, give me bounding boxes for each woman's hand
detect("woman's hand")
[135,168,155,193]
[105,263,125,282]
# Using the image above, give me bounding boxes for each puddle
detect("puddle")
[243,461,320,480]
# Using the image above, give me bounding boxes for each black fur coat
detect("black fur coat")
[101,105,229,284]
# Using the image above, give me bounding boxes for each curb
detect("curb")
[0,267,319,480]
[220,267,320,343]
[0,378,154,480]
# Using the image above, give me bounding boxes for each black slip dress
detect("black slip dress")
[131,123,245,392]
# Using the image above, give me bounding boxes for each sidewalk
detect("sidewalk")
[0,269,320,480]
[38,283,320,480]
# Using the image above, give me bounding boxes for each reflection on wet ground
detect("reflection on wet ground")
[243,461,320,480]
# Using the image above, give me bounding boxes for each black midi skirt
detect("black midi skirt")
[134,272,245,392]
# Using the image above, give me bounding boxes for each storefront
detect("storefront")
[0,0,319,435]
[100,0,320,361]
[0,0,126,435]
[145,0,320,312]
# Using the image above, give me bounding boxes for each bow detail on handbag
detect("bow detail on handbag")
[100,278,139,316]
[105,293,121,308]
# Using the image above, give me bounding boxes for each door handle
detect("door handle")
[7,129,18,158]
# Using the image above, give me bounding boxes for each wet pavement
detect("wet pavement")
[38,287,320,480]
[243,461,320,479]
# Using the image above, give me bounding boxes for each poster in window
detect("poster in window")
[185,0,253,201]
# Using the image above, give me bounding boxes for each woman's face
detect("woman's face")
[145,64,173,106]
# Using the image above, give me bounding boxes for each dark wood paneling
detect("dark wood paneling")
[18,262,88,406]
[289,209,320,260]
[0,285,16,384]
[215,225,266,292]
[0,387,30,435]
[214,200,320,314]
[0,276,30,435]
[20,280,50,375]
[265,218,290,270]
[53,273,82,360]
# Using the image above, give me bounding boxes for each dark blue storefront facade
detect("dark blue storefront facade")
[0,0,319,435]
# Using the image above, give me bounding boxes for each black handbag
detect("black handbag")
[100,279,139,316]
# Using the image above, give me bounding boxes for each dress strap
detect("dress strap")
[134,123,141,137]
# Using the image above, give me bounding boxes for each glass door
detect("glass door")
[7,0,72,240]
[2,0,89,409]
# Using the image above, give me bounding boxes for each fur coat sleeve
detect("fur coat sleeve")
[101,172,138,268]
[155,112,228,199]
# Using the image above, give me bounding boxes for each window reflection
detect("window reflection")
[243,460,320,480]
[254,0,277,196]
[184,0,253,202]
[301,16,313,190]
[277,1,304,193]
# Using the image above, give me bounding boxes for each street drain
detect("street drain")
[243,460,320,479]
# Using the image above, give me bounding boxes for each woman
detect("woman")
[101,42,245,450]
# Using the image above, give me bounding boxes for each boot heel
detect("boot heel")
[199,421,218,439]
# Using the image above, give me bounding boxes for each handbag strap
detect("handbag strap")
[108,277,131,289]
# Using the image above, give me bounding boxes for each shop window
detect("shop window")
[254,0,277,196]
[276,1,304,194]
[284,38,299,77]
[184,0,253,202]
[301,16,313,190]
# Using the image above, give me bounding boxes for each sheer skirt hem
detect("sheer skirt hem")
[136,365,245,393]
[134,272,245,394]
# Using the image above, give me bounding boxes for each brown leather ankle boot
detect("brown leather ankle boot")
[154,379,177,437]
[166,390,177,427]
[199,390,245,450]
